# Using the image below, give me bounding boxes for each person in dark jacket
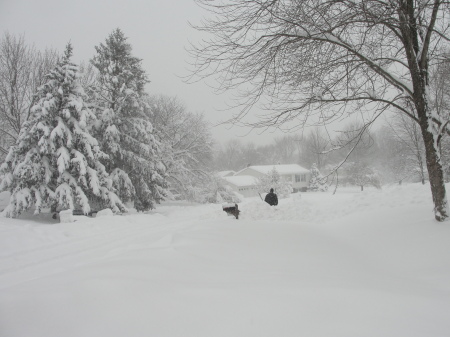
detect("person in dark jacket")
[264,188,278,206]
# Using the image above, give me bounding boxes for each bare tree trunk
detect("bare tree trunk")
[420,123,449,221]
[415,132,427,185]
[332,171,339,195]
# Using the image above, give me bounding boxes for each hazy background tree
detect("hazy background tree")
[384,113,427,184]
[271,135,298,164]
[214,139,246,171]
[239,141,264,168]
[344,162,381,192]
[326,122,378,173]
[376,125,411,184]
[213,135,300,171]
[300,127,330,170]
[145,95,214,200]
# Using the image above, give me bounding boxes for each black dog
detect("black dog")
[222,203,240,219]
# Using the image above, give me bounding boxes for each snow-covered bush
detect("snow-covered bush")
[309,163,328,192]
[96,208,114,217]
[59,209,74,223]
[257,167,292,198]
[344,162,381,191]
[187,175,241,204]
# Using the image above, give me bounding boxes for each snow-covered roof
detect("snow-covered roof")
[222,175,259,187]
[217,170,235,177]
[240,164,309,175]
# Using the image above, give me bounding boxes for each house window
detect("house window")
[295,174,307,182]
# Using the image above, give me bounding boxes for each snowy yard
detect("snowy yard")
[1,183,450,337]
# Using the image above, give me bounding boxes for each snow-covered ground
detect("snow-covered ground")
[1,183,450,337]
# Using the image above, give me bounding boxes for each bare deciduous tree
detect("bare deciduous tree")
[334,122,377,163]
[146,95,214,198]
[377,125,412,184]
[214,139,246,171]
[240,141,264,167]
[0,32,58,157]
[190,0,450,221]
[301,127,330,169]
[78,61,98,94]
[272,134,298,164]
[386,112,427,184]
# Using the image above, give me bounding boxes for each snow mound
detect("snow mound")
[96,208,114,217]
[59,209,74,223]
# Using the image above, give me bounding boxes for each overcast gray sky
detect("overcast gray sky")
[0,0,289,146]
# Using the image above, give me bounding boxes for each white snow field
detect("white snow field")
[1,183,450,337]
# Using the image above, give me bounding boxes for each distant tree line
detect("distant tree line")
[212,112,450,190]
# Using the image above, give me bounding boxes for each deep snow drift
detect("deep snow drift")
[1,184,450,337]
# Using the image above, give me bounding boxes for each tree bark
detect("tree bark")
[417,146,426,185]
[420,123,449,221]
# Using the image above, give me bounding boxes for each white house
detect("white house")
[222,164,311,197]
[217,170,236,177]
[221,175,259,198]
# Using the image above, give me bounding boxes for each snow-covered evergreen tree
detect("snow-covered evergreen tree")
[257,167,292,198]
[309,163,328,192]
[0,44,125,217]
[91,29,167,211]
